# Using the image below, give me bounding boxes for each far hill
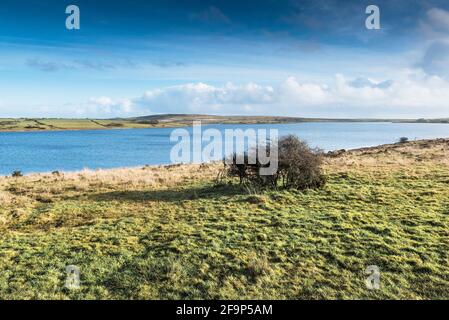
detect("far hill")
[0,114,448,132]
[125,114,449,124]
[127,114,313,125]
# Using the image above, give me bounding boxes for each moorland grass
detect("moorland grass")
[0,118,157,131]
[0,116,309,132]
[0,139,448,299]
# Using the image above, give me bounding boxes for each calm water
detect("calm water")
[1,122,449,175]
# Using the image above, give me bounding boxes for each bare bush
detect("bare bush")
[225,135,325,190]
[277,135,325,189]
[12,171,23,178]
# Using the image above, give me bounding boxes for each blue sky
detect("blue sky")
[1,0,449,118]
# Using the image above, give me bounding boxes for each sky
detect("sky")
[1,0,449,118]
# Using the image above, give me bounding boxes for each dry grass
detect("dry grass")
[0,162,221,231]
[325,138,449,173]
[0,162,221,191]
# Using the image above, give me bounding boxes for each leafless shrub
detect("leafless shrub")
[277,135,326,189]
[225,135,325,190]
[12,171,23,178]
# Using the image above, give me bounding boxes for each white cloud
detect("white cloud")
[20,71,449,119]
[279,76,330,105]
[134,82,276,114]
[84,72,449,118]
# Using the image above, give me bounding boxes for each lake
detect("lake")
[1,122,449,175]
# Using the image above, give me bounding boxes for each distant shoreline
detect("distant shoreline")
[0,114,448,132]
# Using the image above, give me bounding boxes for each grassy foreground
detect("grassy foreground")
[0,139,448,299]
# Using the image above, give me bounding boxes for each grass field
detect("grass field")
[0,115,309,132]
[0,139,448,299]
[0,118,156,131]
[1,115,449,132]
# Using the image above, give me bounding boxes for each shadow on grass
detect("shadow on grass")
[79,183,245,203]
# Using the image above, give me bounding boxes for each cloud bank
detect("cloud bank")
[83,70,449,118]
